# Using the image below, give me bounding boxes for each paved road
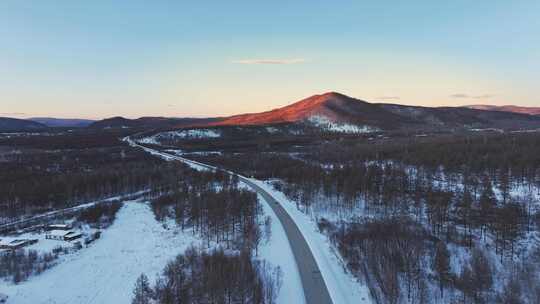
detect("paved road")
[241,177,334,304]
[131,140,334,304]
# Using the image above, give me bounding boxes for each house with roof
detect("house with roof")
[46,224,72,231]
[46,230,82,241]
[0,238,38,250]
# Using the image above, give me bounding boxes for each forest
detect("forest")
[0,135,192,221]
[0,248,60,284]
[3,129,539,303]
[188,132,540,303]
[132,157,279,304]
[133,247,282,304]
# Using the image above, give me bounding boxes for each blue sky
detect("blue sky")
[1,1,538,119]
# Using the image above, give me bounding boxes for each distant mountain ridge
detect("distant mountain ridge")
[29,117,95,128]
[466,105,540,116]
[88,116,220,129]
[0,117,48,132]
[8,93,539,133]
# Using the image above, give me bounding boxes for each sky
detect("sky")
[0,1,539,119]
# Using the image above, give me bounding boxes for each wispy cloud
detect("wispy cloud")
[450,93,494,99]
[471,94,495,99]
[232,58,306,65]
[376,96,400,100]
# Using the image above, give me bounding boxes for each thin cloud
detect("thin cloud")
[232,58,306,65]
[376,96,400,100]
[472,94,494,99]
[450,93,494,99]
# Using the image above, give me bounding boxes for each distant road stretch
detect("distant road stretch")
[130,139,334,304]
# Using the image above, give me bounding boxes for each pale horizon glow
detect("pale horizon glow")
[1,1,538,120]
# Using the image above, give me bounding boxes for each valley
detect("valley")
[1,93,540,304]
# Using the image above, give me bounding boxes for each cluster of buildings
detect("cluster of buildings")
[0,224,83,252]
[44,224,82,242]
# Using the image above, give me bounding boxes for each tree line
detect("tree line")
[0,146,194,220]
[133,247,282,304]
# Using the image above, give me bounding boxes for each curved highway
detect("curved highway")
[129,139,334,304]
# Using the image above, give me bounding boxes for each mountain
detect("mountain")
[89,116,220,130]
[210,92,540,131]
[212,92,411,129]
[29,117,95,128]
[88,117,139,129]
[0,117,48,132]
[89,93,540,133]
[466,105,540,116]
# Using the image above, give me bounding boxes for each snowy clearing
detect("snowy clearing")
[0,202,199,304]
[138,129,221,145]
[308,115,378,134]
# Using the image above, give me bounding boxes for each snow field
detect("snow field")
[1,201,199,304]
[308,115,379,134]
[137,129,221,145]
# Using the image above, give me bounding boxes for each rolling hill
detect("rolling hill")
[466,105,540,116]
[0,117,48,132]
[29,117,95,128]
[89,116,220,130]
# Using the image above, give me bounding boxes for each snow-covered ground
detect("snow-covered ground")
[128,140,372,303]
[250,179,372,304]
[468,128,504,133]
[266,126,279,133]
[137,129,221,145]
[0,202,199,304]
[0,228,93,255]
[1,195,305,304]
[308,115,379,134]
[257,193,305,304]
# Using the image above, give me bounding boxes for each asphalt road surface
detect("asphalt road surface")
[240,177,334,304]
[132,141,334,304]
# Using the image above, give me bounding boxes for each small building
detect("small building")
[64,231,82,241]
[0,239,38,250]
[46,224,72,231]
[46,230,82,241]
[46,230,70,241]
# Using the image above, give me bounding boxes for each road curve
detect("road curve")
[130,140,334,304]
[241,177,334,304]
